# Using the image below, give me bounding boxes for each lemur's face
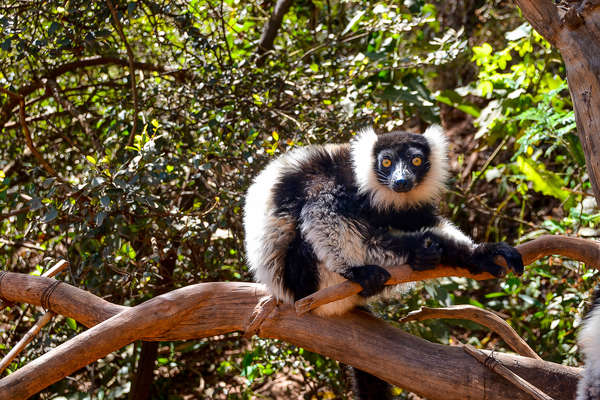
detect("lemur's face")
[373,132,431,193]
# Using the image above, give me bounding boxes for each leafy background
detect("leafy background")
[0,0,596,398]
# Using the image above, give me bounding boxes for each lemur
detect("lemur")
[577,286,600,400]
[243,125,524,399]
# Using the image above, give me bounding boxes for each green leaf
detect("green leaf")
[435,90,480,117]
[86,155,97,165]
[516,156,569,201]
[66,317,77,330]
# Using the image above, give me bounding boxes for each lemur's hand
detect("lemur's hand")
[470,242,524,277]
[340,265,391,297]
[406,231,442,271]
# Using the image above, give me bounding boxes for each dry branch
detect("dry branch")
[106,0,140,144]
[463,344,554,400]
[0,311,54,375]
[0,274,581,400]
[401,305,540,359]
[295,235,600,314]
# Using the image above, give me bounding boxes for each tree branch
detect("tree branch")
[513,0,561,46]
[0,274,581,400]
[401,305,540,359]
[0,56,189,131]
[295,235,600,314]
[462,344,554,400]
[256,0,294,66]
[44,78,102,153]
[106,0,140,145]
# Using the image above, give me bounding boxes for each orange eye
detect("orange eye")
[381,158,392,168]
[412,157,422,166]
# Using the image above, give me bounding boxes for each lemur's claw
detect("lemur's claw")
[472,242,524,277]
[341,265,391,297]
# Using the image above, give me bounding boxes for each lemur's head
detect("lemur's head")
[351,125,448,210]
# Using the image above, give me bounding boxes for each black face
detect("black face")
[373,131,431,193]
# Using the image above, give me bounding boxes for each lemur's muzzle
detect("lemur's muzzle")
[391,166,415,192]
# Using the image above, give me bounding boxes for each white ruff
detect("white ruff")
[350,125,449,210]
[578,303,600,399]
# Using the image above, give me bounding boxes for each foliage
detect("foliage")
[0,0,597,398]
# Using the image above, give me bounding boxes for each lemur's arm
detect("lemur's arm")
[424,218,524,276]
[299,196,436,296]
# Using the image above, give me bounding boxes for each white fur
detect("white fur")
[578,304,600,400]
[351,125,449,211]
[244,147,313,303]
[430,219,474,248]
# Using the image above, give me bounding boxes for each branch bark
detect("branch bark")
[256,0,294,66]
[106,0,140,144]
[0,275,581,400]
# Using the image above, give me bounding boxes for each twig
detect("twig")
[106,0,140,145]
[401,305,540,359]
[44,78,102,153]
[0,87,57,176]
[0,311,54,375]
[294,235,600,314]
[465,136,509,196]
[18,98,58,177]
[0,207,30,222]
[0,260,69,374]
[462,343,554,400]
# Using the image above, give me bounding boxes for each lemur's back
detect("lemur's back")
[243,143,356,304]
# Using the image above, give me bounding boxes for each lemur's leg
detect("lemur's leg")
[424,219,524,276]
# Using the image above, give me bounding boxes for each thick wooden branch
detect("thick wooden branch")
[401,305,540,359]
[0,274,581,400]
[295,235,600,314]
[463,344,554,400]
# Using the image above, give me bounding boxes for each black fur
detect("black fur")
[350,367,393,400]
[283,231,320,301]
[341,265,391,297]
[373,131,432,192]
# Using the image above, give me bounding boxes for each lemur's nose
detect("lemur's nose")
[392,178,413,192]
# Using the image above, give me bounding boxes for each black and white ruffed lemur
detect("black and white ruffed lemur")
[577,286,600,400]
[243,125,524,400]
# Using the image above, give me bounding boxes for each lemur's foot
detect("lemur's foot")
[407,232,442,271]
[470,242,524,277]
[341,265,391,297]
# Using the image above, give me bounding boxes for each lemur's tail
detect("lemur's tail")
[577,284,600,400]
[348,367,392,400]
